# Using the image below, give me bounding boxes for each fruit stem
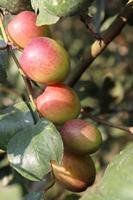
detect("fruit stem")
[0,14,39,124]
[0,14,8,43]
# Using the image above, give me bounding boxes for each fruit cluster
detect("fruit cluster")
[7,11,102,192]
[52,119,102,192]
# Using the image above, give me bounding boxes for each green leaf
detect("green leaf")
[24,192,44,200]
[0,102,34,150]
[31,0,59,25]
[31,0,94,25]
[0,185,22,200]
[7,119,63,181]
[36,7,60,26]
[80,143,133,200]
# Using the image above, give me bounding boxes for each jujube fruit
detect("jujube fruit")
[35,84,81,124]
[20,37,70,84]
[51,151,96,192]
[7,11,49,48]
[60,119,102,154]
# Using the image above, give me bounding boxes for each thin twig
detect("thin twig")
[0,45,8,50]
[9,48,39,123]
[81,109,133,134]
[0,85,20,97]
[0,15,8,43]
[0,15,39,123]
[66,0,133,86]
[8,48,35,105]
[82,106,133,115]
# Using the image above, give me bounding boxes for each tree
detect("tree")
[0,0,133,199]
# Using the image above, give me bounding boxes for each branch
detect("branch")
[0,15,39,123]
[81,108,133,135]
[66,0,133,86]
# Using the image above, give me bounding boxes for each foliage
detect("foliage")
[7,119,63,181]
[81,143,133,200]
[31,0,94,25]
[0,102,34,150]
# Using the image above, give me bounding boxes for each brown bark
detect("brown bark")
[66,0,133,86]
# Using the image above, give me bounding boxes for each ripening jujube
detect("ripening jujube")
[20,37,70,84]
[60,119,102,154]
[7,11,49,48]
[51,151,96,192]
[35,83,81,124]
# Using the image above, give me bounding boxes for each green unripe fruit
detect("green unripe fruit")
[61,119,102,154]
[42,0,94,17]
[0,0,31,14]
[51,151,96,192]
[36,84,81,124]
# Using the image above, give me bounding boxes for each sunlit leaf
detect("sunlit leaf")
[7,119,63,181]
[80,143,133,200]
[0,102,34,150]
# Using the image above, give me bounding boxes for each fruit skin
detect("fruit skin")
[7,11,49,49]
[0,0,31,14]
[60,119,102,154]
[35,84,81,124]
[51,151,96,192]
[43,0,94,17]
[20,37,70,84]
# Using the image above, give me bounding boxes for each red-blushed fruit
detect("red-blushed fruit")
[20,37,70,84]
[51,151,96,192]
[7,11,49,48]
[60,119,102,154]
[35,84,81,124]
